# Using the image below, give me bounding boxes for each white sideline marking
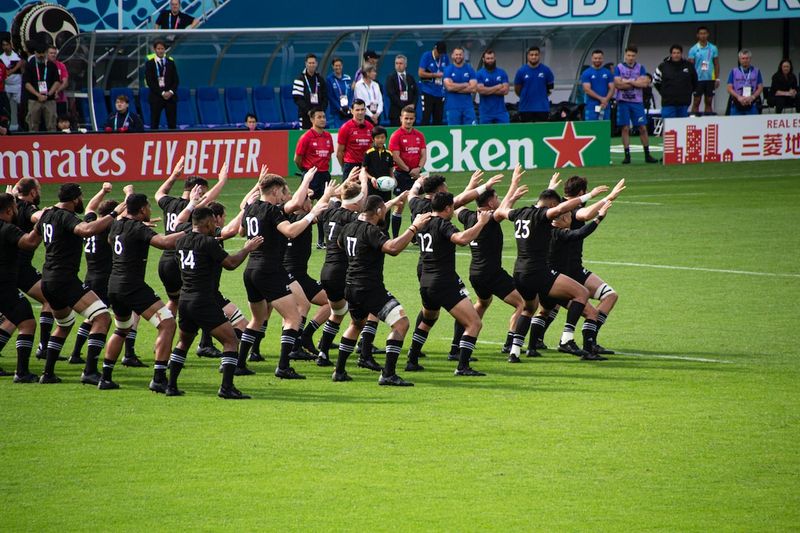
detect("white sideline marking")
[437,338,733,364]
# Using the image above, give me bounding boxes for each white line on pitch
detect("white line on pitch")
[614,351,734,364]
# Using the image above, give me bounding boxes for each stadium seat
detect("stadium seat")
[224,86,251,125]
[196,86,228,127]
[252,85,282,123]
[91,86,108,130]
[139,87,168,129]
[175,87,197,129]
[280,84,299,124]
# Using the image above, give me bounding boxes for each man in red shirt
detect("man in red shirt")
[388,105,427,237]
[294,108,334,247]
[336,99,373,179]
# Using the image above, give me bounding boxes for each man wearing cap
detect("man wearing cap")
[386,54,418,126]
[354,50,380,87]
[418,41,450,126]
[293,53,328,130]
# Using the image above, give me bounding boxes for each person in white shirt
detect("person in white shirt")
[354,65,383,125]
[1,37,23,131]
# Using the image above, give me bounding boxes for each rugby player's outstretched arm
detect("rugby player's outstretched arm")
[494,185,529,221]
[222,236,264,270]
[284,166,317,214]
[451,210,492,245]
[86,182,113,215]
[383,212,431,255]
[155,156,185,203]
[576,179,624,221]
[546,185,607,220]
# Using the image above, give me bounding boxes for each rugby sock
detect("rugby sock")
[510,314,529,357]
[581,320,598,352]
[220,351,238,388]
[84,333,105,375]
[38,311,54,355]
[153,360,168,383]
[167,347,188,387]
[292,316,306,352]
[561,301,586,344]
[391,214,403,238]
[414,311,423,330]
[450,321,464,356]
[529,316,547,351]
[359,320,378,360]
[101,358,115,381]
[383,339,403,377]
[317,320,340,360]
[251,321,267,355]
[70,322,90,359]
[124,329,137,358]
[278,328,298,370]
[541,308,559,342]
[237,328,259,368]
[0,329,11,355]
[199,328,213,349]
[596,312,608,332]
[458,335,477,370]
[502,330,514,351]
[15,334,34,376]
[43,336,65,375]
[408,327,429,364]
[335,337,356,374]
[301,319,320,345]
[234,328,243,340]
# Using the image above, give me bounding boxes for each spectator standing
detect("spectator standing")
[104,94,144,133]
[770,59,798,114]
[418,41,449,125]
[514,46,554,122]
[726,49,763,116]
[688,26,720,115]
[47,46,68,116]
[294,108,334,248]
[22,42,59,132]
[443,46,477,125]
[293,53,327,129]
[388,105,426,238]
[580,49,614,121]
[614,45,658,164]
[353,50,380,86]
[1,37,23,131]
[336,99,374,179]
[386,54,417,126]
[476,49,510,124]
[353,65,383,126]
[653,44,698,119]
[155,0,198,29]
[144,40,179,129]
[326,57,352,128]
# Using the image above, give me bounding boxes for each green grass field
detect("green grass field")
[2,152,799,531]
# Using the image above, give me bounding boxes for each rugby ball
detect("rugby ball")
[376,176,397,192]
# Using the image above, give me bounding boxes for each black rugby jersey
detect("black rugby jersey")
[418,216,459,288]
[340,219,389,287]
[175,231,229,296]
[242,200,288,273]
[37,207,83,281]
[108,218,157,292]
[458,209,503,277]
[83,212,112,279]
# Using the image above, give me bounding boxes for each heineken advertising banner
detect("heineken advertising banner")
[288,121,611,176]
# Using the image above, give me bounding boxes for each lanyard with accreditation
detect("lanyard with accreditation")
[306,74,319,104]
[36,62,48,94]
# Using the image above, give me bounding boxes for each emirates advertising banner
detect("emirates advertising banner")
[662,114,800,165]
[289,121,611,176]
[0,130,289,184]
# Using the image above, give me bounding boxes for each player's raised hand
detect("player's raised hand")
[468,169,484,188]
[395,190,410,203]
[476,209,493,224]
[259,164,270,181]
[486,174,503,189]
[412,212,432,229]
[246,190,259,205]
[549,172,561,190]
[511,185,529,202]
[590,185,609,198]
[599,200,613,217]
[608,178,626,200]
[303,166,317,183]
[218,162,229,181]
[244,235,264,251]
[170,156,185,180]
[512,164,525,184]
[102,182,113,193]
[123,184,135,197]
[5,184,13,194]
[189,184,204,203]
[347,165,361,182]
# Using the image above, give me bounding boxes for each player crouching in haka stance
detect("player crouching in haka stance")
[494,171,610,361]
[331,195,431,385]
[167,208,263,399]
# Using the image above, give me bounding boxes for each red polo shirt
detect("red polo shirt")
[295,128,334,171]
[389,127,426,170]
[338,118,374,164]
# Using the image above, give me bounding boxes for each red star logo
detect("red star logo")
[543,122,596,168]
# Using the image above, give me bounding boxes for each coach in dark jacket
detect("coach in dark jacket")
[653,44,698,119]
[144,40,179,129]
[385,54,418,126]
